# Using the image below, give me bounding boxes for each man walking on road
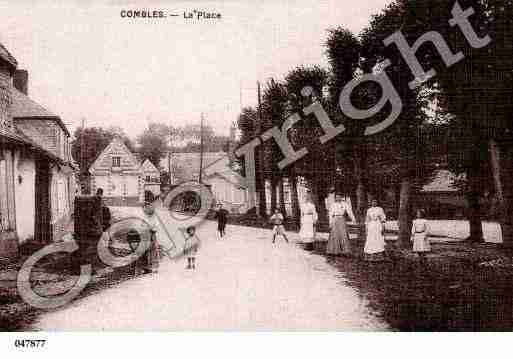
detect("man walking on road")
[215,203,229,238]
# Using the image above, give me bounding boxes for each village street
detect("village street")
[32,217,389,331]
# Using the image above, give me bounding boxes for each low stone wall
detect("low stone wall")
[0,231,18,259]
[102,197,141,207]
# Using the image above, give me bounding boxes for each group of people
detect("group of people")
[96,185,431,275]
[298,193,431,261]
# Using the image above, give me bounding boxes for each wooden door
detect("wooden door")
[35,157,51,243]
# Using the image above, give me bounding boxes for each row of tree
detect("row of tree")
[236,0,513,247]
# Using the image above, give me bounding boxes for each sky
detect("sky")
[0,0,392,139]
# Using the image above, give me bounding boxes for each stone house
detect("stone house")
[140,158,161,201]
[161,152,249,213]
[89,137,161,206]
[0,43,76,258]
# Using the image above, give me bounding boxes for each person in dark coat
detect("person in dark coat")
[214,203,229,238]
[96,188,111,232]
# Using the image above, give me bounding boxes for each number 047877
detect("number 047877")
[14,339,46,348]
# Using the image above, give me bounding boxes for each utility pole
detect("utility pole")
[239,80,243,112]
[167,126,173,190]
[256,81,267,218]
[198,112,204,183]
[80,118,87,194]
[80,118,85,171]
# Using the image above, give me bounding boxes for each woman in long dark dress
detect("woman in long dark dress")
[141,202,160,273]
[326,194,356,256]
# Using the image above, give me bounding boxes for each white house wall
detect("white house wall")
[209,176,248,213]
[14,149,35,243]
[51,167,71,222]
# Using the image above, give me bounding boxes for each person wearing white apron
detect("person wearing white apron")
[299,195,318,250]
[364,199,386,261]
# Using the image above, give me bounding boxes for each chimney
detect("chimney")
[228,122,237,168]
[13,69,28,95]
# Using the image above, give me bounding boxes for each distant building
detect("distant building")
[89,137,161,206]
[417,169,467,218]
[161,152,249,213]
[0,42,76,258]
[140,158,161,201]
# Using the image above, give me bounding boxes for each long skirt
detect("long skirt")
[412,232,431,252]
[299,215,315,243]
[139,232,159,273]
[326,217,351,256]
[217,221,226,233]
[364,221,385,261]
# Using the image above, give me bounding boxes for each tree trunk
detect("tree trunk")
[353,142,368,240]
[397,180,411,247]
[466,188,484,243]
[290,173,301,226]
[312,184,328,231]
[349,185,357,220]
[279,177,286,216]
[395,184,401,218]
[353,142,368,221]
[464,135,485,243]
[467,161,484,243]
[270,176,277,213]
[489,138,513,247]
[257,169,267,218]
[398,178,412,248]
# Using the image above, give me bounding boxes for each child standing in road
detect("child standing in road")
[184,226,199,270]
[411,209,431,261]
[270,209,289,244]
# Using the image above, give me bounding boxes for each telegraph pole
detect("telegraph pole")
[256,81,266,218]
[198,112,204,183]
[80,118,87,194]
[167,126,172,187]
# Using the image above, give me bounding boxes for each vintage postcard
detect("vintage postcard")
[1,0,512,348]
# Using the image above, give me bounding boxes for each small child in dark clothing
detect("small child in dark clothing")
[215,203,229,238]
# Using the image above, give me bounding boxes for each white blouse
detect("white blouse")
[300,202,318,222]
[329,201,356,225]
[411,219,428,234]
[366,207,386,223]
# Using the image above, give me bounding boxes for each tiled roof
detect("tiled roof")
[0,125,69,166]
[141,158,159,173]
[0,43,17,69]
[422,169,461,192]
[10,87,70,136]
[206,170,247,189]
[0,127,31,145]
[160,152,226,182]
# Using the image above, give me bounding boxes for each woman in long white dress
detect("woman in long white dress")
[364,199,386,261]
[299,195,318,250]
[327,194,356,256]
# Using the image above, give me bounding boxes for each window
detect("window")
[145,175,151,182]
[112,156,121,167]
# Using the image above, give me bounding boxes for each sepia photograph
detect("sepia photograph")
[1,0,513,353]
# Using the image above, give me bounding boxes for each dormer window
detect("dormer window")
[112,156,121,167]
